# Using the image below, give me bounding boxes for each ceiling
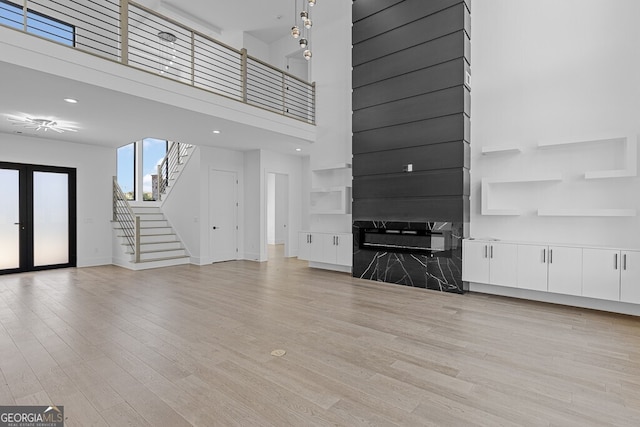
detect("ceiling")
[0,0,315,155]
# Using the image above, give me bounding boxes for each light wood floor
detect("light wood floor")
[1,248,639,426]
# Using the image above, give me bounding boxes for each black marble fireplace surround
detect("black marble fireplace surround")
[353,221,465,293]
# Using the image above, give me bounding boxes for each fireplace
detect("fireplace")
[353,221,465,293]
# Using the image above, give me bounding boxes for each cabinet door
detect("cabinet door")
[488,243,518,287]
[517,244,549,291]
[462,240,490,283]
[582,249,621,301]
[335,234,352,266]
[309,233,325,262]
[621,251,640,304]
[298,232,310,261]
[547,246,582,296]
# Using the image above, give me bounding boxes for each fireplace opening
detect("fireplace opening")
[359,227,451,257]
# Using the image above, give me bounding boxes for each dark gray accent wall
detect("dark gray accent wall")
[352,0,471,222]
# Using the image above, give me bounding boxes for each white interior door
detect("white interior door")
[209,169,238,262]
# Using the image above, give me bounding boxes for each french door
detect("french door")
[0,162,76,274]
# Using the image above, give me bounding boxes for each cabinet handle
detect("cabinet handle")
[309,234,312,244]
[615,253,618,270]
[549,249,553,264]
[336,236,339,245]
[624,254,627,270]
[484,245,488,258]
[542,249,546,263]
[490,245,494,259]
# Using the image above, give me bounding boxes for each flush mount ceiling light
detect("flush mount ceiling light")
[7,115,77,133]
[212,130,221,134]
[63,98,78,104]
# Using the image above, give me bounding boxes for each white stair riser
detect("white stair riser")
[140,220,169,227]
[141,242,183,251]
[134,213,165,221]
[135,249,187,261]
[139,234,179,243]
[139,227,173,236]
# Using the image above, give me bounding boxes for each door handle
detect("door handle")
[212,226,219,230]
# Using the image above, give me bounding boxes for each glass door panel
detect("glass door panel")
[0,169,20,270]
[33,171,69,266]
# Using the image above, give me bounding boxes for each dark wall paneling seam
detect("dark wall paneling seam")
[353,0,463,44]
[353,114,470,154]
[353,141,468,175]
[352,0,405,22]
[353,86,469,133]
[353,4,466,66]
[353,59,466,111]
[353,197,470,222]
[353,31,466,88]
[353,170,470,199]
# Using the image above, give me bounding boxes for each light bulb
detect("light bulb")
[291,25,300,38]
[300,10,308,21]
[303,49,312,60]
[308,0,316,6]
[304,18,312,29]
[299,38,308,48]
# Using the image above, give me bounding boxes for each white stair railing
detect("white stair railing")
[157,142,193,199]
[112,176,141,262]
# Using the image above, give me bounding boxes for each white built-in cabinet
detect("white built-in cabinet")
[547,246,583,296]
[582,248,640,302]
[621,251,640,303]
[299,232,352,267]
[462,241,517,286]
[463,239,640,305]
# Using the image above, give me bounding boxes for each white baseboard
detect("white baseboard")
[468,282,640,316]
[77,257,112,267]
[308,261,352,274]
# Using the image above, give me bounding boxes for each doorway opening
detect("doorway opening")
[267,173,289,260]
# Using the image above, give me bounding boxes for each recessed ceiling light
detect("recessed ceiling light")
[213,130,221,134]
[295,148,302,152]
[63,98,78,104]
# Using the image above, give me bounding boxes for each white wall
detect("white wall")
[0,134,114,267]
[244,150,262,260]
[304,0,353,235]
[275,173,288,244]
[471,0,640,248]
[267,173,276,244]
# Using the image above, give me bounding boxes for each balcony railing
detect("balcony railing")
[1,0,315,124]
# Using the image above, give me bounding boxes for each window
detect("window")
[0,0,75,46]
[142,138,168,201]
[117,143,135,201]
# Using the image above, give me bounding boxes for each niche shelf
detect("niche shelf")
[481,145,522,155]
[310,163,352,215]
[537,135,637,179]
[481,174,563,216]
[537,208,637,217]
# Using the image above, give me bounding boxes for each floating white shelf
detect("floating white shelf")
[538,209,637,217]
[481,174,563,216]
[537,134,627,148]
[312,163,352,171]
[481,146,522,155]
[537,135,638,180]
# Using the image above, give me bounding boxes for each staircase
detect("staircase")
[111,141,194,270]
[113,206,190,270]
